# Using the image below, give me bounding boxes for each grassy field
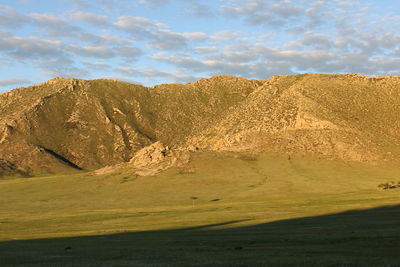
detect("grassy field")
[1,152,400,266]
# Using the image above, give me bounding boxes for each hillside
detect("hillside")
[187,74,400,162]
[1,74,399,177]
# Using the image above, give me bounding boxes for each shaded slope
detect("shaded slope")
[0,158,29,178]
[2,205,400,266]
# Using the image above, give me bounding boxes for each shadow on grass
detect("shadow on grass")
[1,205,400,266]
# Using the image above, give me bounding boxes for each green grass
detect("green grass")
[1,152,400,266]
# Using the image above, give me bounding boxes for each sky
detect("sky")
[0,0,399,92]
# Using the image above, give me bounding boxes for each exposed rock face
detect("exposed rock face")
[96,142,190,176]
[129,142,189,176]
[130,142,172,167]
[1,74,400,177]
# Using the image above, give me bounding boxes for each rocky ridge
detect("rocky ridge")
[1,74,399,177]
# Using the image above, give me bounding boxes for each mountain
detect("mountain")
[1,74,399,177]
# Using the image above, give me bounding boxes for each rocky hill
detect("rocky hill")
[1,74,399,177]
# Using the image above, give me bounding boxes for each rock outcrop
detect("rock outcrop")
[96,142,190,176]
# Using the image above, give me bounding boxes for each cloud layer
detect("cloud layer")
[0,0,399,91]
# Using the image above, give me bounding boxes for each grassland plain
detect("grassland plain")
[1,74,400,266]
[1,153,400,266]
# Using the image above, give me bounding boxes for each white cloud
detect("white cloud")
[338,1,360,7]
[0,6,30,28]
[116,67,169,78]
[114,15,155,39]
[149,30,188,50]
[71,11,109,25]
[67,45,115,58]
[28,13,82,37]
[137,0,173,8]
[210,30,240,42]
[115,66,198,84]
[116,46,143,59]
[81,61,110,70]
[41,58,89,78]
[181,32,208,41]
[0,78,31,86]
[67,44,143,60]
[0,34,64,59]
[194,46,219,54]
[152,52,208,71]
[115,16,208,51]
[65,0,137,11]
[284,33,333,50]
[185,3,215,18]
[1,1,400,89]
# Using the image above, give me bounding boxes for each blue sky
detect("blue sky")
[0,0,399,92]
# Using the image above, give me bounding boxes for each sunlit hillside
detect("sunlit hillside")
[1,74,400,177]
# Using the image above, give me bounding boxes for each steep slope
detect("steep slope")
[185,74,400,163]
[0,78,155,174]
[0,76,259,176]
[149,75,263,144]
